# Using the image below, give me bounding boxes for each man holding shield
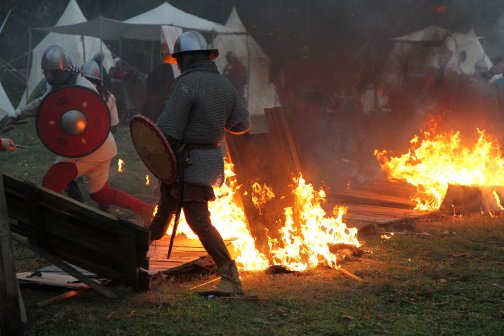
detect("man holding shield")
[0,45,150,221]
[148,31,250,296]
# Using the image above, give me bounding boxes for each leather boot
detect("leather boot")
[213,260,244,296]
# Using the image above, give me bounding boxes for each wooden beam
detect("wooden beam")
[0,174,26,335]
[11,232,117,299]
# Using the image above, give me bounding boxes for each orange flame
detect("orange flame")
[172,163,360,271]
[375,128,504,211]
[117,159,124,173]
[268,175,359,271]
[145,175,150,186]
[251,182,275,214]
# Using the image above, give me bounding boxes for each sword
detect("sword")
[167,197,183,259]
[167,154,187,259]
[12,143,47,153]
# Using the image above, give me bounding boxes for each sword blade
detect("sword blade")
[167,202,183,259]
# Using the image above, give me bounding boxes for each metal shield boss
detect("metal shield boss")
[36,86,111,158]
[129,115,176,184]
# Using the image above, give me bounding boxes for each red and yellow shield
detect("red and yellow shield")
[36,86,111,158]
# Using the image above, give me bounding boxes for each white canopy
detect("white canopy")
[123,2,239,39]
[18,0,114,109]
[0,80,15,117]
[214,7,280,132]
[35,2,241,41]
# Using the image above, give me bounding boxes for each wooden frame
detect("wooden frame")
[3,173,151,295]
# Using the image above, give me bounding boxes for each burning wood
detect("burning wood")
[441,184,504,215]
[376,120,504,212]
[168,161,360,272]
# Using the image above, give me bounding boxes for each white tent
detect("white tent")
[0,81,15,117]
[18,0,114,109]
[123,2,238,39]
[213,7,280,131]
[381,25,491,88]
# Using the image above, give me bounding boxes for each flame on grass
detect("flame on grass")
[117,159,124,173]
[171,162,360,271]
[375,126,504,211]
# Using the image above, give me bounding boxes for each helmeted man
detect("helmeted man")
[82,60,120,134]
[0,45,150,220]
[150,31,250,296]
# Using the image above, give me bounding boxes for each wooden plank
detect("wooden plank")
[12,232,118,299]
[0,174,26,335]
[3,173,150,292]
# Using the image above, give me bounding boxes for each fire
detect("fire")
[152,205,158,217]
[267,175,360,271]
[174,161,270,271]
[251,182,275,214]
[170,163,360,272]
[117,159,124,173]
[375,127,504,211]
[145,175,150,186]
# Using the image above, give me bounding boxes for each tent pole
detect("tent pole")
[25,27,32,103]
[150,40,154,71]
[81,35,86,62]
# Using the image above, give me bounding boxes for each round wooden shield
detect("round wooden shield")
[36,85,111,158]
[129,115,177,184]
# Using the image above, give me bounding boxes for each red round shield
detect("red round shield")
[36,86,111,158]
[130,115,177,184]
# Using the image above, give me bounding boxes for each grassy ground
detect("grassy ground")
[3,123,504,335]
[11,214,504,336]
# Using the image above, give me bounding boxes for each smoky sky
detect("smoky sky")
[3,1,504,75]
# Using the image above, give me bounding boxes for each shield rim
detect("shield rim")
[36,85,111,158]
[129,115,177,184]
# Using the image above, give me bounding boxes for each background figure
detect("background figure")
[91,52,112,90]
[109,58,147,125]
[223,51,248,102]
[141,63,176,121]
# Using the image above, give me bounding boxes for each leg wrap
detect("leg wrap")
[42,162,78,193]
[90,181,148,216]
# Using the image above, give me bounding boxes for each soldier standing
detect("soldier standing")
[149,31,250,296]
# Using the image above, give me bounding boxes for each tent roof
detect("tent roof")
[35,2,241,40]
[35,16,128,40]
[19,0,114,108]
[0,81,14,116]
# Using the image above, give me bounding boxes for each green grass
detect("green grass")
[3,124,504,335]
[10,215,504,336]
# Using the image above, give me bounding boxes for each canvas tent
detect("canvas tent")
[380,25,491,88]
[36,2,240,41]
[18,0,114,109]
[0,80,15,117]
[213,7,280,131]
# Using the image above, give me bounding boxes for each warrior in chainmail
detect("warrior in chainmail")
[150,31,250,296]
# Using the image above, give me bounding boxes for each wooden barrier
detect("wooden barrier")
[0,174,26,335]
[3,173,151,293]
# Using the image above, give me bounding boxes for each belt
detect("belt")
[186,142,222,150]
